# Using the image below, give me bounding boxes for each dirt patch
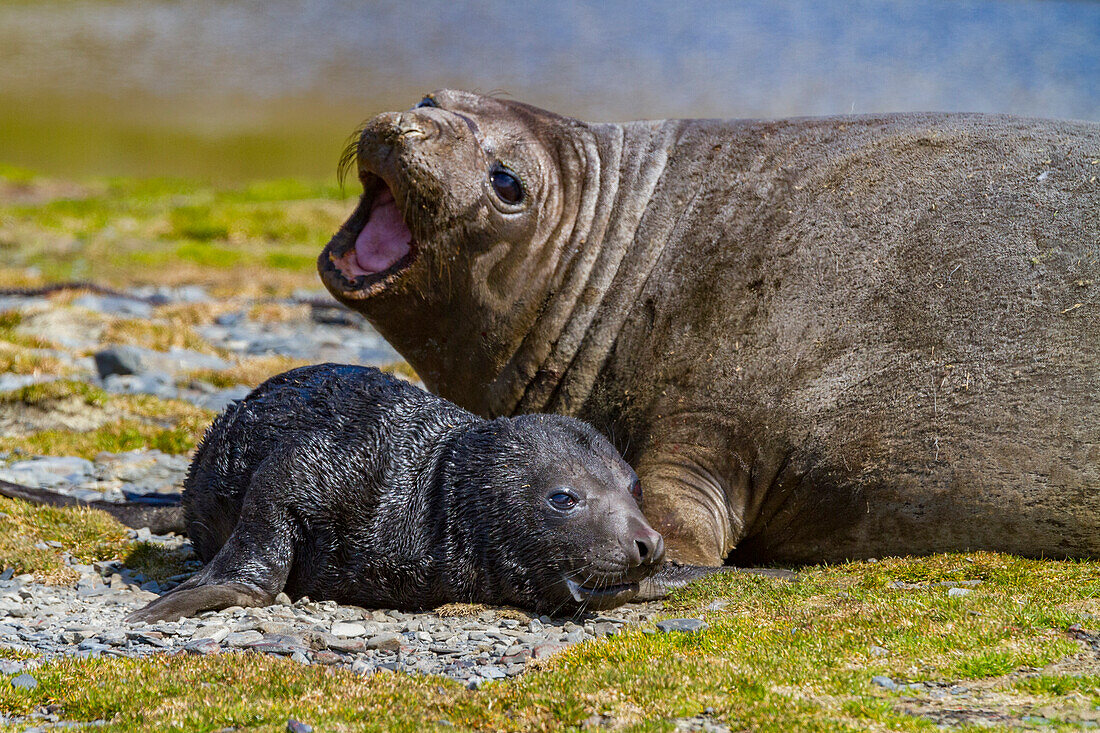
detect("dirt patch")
[13,306,106,350]
[0,178,95,207]
[894,627,1100,728]
[0,395,125,437]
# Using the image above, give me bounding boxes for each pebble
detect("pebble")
[871,675,898,691]
[10,673,38,690]
[330,621,366,638]
[366,633,402,652]
[656,618,708,634]
[947,587,972,597]
[183,638,221,656]
[287,720,313,733]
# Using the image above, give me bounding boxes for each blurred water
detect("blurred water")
[1,0,1097,179]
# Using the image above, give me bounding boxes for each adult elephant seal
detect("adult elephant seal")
[319,90,1100,567]
[128,364,667,623]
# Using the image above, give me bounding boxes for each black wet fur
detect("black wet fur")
[129,364,669,622]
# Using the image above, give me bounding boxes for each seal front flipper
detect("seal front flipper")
[126,457,299,623]
[126,579,274,624]
[635,562,796,601]
[634,446,744,566]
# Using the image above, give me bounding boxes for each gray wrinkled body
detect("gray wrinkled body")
[530,114,1100,563]
[323,92,1100,566]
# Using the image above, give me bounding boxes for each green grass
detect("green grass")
[0,495,129,582]
[0,166,351,296]
[0,379,106,407]
[0,383,214,459]
[0,541,1095,730]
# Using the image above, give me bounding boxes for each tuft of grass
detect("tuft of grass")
[123,542,191,583]
[0,379,106,407]
[1013,674,1100,697]
[98,317,222,356]
[0,169,350,296]
[380,360,420,383]
[0,310,55,350]
[184,355,310,390]
[0,420,199,459]
[0,495,129,582]
[151,301,238,327]
[0,393,214,459]
[246,303,310,323]
[0,343,70,376]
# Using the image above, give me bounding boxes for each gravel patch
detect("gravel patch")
[0,287,665,687]
[0,529,665,686]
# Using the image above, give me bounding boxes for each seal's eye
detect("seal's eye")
[630,479,643,502]
[547,490,578,511]
[490,168,525,205]
[416,96,437,108]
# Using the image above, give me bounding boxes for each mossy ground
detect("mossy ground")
[0,166,1097,730]
[0,526,1096,731]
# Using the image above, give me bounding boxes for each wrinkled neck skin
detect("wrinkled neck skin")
[487,120,685,421]
[412,119,684,421]
[369,117,739,566]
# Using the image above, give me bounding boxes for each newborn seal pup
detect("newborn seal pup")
[128,364,668,623]
[320,90,1100,566]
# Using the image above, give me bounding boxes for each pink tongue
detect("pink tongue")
[355,188,412,273]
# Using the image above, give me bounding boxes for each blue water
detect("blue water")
[1,0,1097,121]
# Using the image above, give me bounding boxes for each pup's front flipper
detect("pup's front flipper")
[126,457,300,624]
[126,579,274,624]
[635,562,796,601]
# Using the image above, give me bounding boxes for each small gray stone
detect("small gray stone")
[286,719,313,733]
[532,642,568,659]
[500,646,531,665]
[10,673,37,690]
[481,665,506,680]
[869,645,889,657]
[947,587,972,598]
[184,638,220,656]
[366,633,402,652]
[330,621,366,638]
[871,675,898,691]
[325,637,366,654]
[655,618,707,634]
[98,630,127,646]
[274,592,292,606]
[562,629,585,644]
[0,659,24,675]
[94,346,147,378]
[593,622,618,637]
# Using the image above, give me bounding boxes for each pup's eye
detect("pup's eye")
[548,490,578,510]
[490,168,524,205]
[416,96,438,108]
[630,479,643,502]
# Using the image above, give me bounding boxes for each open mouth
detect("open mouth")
[564,577,640,607]
[321,173,418,298]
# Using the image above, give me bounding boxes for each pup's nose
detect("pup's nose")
[629,526,665,566]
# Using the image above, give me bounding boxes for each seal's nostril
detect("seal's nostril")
[636,539,649,560]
